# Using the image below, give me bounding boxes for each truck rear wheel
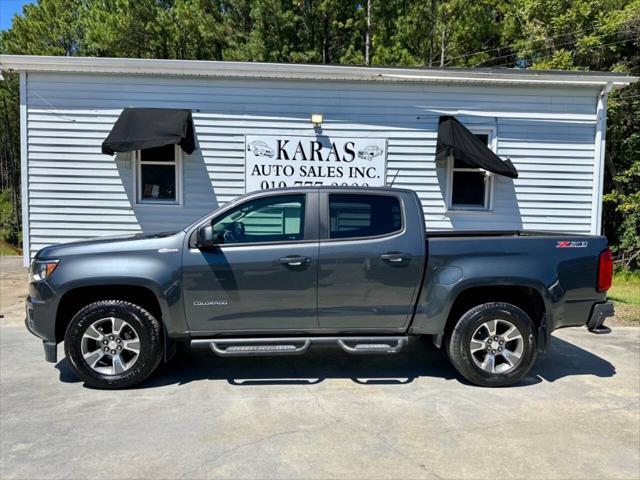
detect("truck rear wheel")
[64,300,163,389]
[446,302,537,387]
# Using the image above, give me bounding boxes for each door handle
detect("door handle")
[380,253,411,264]
[279,256,311,266]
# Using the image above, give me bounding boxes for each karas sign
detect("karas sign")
[245,135,387,192]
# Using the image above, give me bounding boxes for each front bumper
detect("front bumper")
[587,301,614,334]
[25,307,58,363]
[25,288,59,363]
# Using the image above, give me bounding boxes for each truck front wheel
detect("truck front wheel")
[446,302,537,387]
[64,300,163,389]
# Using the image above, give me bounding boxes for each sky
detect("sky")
[1,0,34,31]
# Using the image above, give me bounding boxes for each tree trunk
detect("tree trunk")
[365,0,371,66]
[428,0,436,67]
[322,12,330,64]
[440,27,445,67]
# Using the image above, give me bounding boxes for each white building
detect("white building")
[0,55,636,266]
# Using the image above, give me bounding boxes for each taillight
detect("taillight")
[597,248,613,292]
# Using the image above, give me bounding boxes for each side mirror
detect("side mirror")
[196,225,216,248]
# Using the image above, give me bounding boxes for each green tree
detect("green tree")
[604,83,640,269]
[224,0,301,62]
[0,73,21,247]
[1,0,87,55]
[0,0,638,267]
[164,0,227,60]
[83,0,168,58]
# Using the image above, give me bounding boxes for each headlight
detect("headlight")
[30,260,59,282]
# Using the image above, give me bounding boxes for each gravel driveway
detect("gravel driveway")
[1,256,639,479]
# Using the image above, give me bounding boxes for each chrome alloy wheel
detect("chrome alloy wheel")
[469,319,524,374]
[80,317,141,375]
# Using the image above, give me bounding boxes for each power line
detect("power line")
[611,94,640,101]
[450,18,635,63]
[446,17,637,67]
[489,38,636,68]
[475,28,637,67]
[446,22,606,65]
[483,38,637,68]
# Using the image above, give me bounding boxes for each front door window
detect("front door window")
[212,195,305,245]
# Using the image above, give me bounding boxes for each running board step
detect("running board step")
[191,336,408,357]
[337,338,407,355]
[203,339,310,357]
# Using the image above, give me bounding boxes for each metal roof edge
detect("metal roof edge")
[1,55,637,88]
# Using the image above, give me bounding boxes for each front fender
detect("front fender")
[47,249,188,340]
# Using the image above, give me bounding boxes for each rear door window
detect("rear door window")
[329,194,402,239]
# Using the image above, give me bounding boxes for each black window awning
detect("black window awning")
[435,116,518,178]
[101,108,196,155]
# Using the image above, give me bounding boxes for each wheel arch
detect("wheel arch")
[437,283,548,349]
[55,284,165,343]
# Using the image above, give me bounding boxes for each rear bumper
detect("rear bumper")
[587,301,614,332]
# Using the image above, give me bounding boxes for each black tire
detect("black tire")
[446,302,537,387]
[64,300,163,389]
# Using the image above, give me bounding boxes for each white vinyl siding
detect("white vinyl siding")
[24,72,599,259]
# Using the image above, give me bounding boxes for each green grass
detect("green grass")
[610,271,640,306]
[0,240,21,256]
[608,271,640,325]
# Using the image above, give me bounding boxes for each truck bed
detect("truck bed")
[426,230,572,238]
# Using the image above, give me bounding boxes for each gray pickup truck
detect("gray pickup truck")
[26,187,614,389]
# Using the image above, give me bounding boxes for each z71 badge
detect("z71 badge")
[556,241,588,248]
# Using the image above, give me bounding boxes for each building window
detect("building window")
[447,129,496,211]
[329,194,402,239]
[136,144,182,204]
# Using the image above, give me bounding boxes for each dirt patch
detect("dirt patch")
[0,256,28,327]
[608,303,640,326]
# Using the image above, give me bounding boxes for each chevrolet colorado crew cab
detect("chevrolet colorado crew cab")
[26,187,615,389]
